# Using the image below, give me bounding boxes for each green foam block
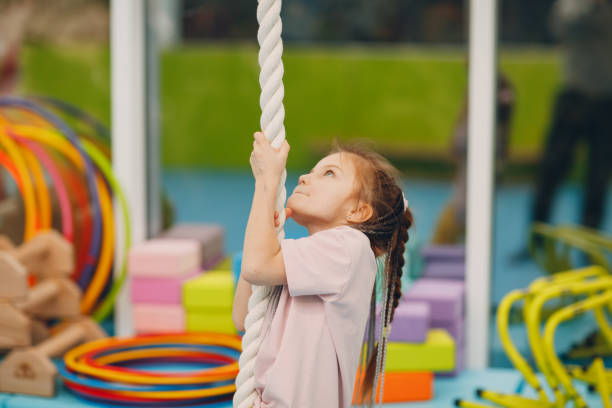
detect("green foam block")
[183,270,234,311]
[186,310,236,334]
[386,329,455,372]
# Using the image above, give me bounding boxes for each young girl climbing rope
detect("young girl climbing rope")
[232,131,413,408]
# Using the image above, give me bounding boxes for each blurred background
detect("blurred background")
[1,0,611,368]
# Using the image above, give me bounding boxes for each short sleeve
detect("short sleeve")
[281,228,356,297]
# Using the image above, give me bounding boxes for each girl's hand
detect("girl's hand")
[249,131,290,186]
[274,208,293,227]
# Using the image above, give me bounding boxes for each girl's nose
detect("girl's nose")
[298,174,307,185]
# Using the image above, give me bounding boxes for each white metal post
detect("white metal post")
[466,0,498,369]
[111,0,147,337]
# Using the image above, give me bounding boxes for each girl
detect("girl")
[233,132,413,407]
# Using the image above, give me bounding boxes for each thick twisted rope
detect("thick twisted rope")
[233,0,286,407]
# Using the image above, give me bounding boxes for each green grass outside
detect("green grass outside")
[20,43,561,171]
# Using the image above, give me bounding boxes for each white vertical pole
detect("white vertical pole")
[466,0,498,369]
[111,0,147,337]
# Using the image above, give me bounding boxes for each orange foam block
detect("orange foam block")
[352,371,433,404]
[133,304,186,334]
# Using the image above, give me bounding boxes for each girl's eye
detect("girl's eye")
[324,170,334,176]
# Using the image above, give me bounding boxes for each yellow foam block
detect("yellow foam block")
[183,270,233,311]
[186,310,236,334]
[386,329,455,372]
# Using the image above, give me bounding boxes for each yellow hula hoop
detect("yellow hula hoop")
[80,172,114,314]
[112,384,237,400]
[0,127,38,240]
[21,147,52,230]
[64,334,242,385]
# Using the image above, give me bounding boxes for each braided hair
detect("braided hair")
[332,142,414,407]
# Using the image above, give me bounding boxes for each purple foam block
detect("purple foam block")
[423,262,465,280]
[403,278,465,321]
[374,301,431,343]
[421,245,465,262]
[432,317,464,343]
[159,224,225,268]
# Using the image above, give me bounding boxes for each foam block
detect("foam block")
[432,316,464,342]
[131,269,200,304]
[403,278,465,321]
[159,224,224,268]
[186,310,236,334]
[129,239,200,277]
[374,301,430,343]
[133,304,185,333]
[183,270,234,311]
[421,245,465,261]
[423,262,465,280]
[352,371,433,404]
[385,329,455,372]
[438,337,464,377]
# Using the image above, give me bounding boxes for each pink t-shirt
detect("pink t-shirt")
[253,226,377,408]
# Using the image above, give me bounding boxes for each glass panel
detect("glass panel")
[491,0,612,370]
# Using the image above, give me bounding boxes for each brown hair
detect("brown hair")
[332,141,414,406]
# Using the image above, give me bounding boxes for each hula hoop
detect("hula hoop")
[14,135,74,241]
[0,149,24,199]
[0,129,38,240]
[60,333,242,405]
[0,98,104,293]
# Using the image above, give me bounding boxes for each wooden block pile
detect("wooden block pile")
[0,231,106,397]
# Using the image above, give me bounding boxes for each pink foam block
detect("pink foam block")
[133,304,186,334]
[131,269,200,304]
[159,224,225,267]
[403,278,465,321]
[374,301,430,343]
[423,262,465,280]
[129,239,200,277]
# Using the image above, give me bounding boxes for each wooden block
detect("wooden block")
[385,329,455,372]
[423,261,465,280]
[0,251,28,301]
[13,231,74,279]
[352,371,433,404]
[186,310,236,334]
[0,303,31,348]
[421,245,465,262]
[183,270,234,311]
[159,224,225,268]
[133,304,186,334]
[15,278,81,319]
[129,239,200,277]
[0,318,106,397]
[131,269,200,304]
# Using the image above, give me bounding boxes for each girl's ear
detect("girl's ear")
[347,201,373,224]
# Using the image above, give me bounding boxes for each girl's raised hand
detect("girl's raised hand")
[274,208,293,227]
[249,131,290,186]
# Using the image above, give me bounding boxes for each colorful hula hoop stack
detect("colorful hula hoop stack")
[58,333,242,406]
[0,96,131,321]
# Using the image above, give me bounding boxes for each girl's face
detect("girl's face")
[287,152,362,234]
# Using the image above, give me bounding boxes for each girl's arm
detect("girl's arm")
[241,179,287,286]
[232,274,251,332]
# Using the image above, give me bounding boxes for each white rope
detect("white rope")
[233,0,286,407]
